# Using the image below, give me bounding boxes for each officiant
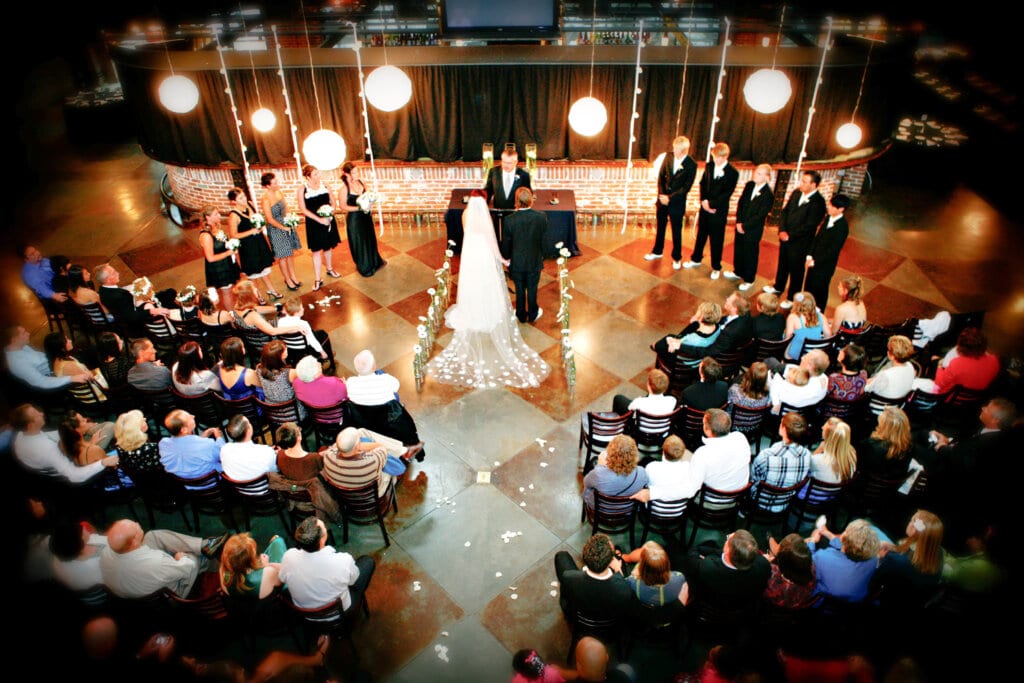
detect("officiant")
[484,146,531,242]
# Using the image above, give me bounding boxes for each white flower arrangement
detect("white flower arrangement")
[215,230,229,242]
[283,213,301,228]
[356,191,382,213]
[225,238,241,251]
[175,284,197,304]
[250,212,266,228]
[316,205,334,218]
[131,276,153,299]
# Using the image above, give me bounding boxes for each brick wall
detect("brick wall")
[166,159,869,223]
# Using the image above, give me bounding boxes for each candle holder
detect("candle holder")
[481,143,494,179]
[524,142,538,177]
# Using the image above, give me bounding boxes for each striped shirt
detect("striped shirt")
[322,446,391,497]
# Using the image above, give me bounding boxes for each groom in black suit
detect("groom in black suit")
[501,188,547,323]
[766,170,827,302]
[645,135,697,266]
[804,194,851,309]
[684,142,739,279]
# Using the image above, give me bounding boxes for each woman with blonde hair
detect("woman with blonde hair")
[229,280,300,339]
[858,406,914,480]
[114,410,162,474]
[621,540,688,606]
[865,334,917,399]
[784,291,831,360]
[810,417,857,485]
[582,434,648,510]
[831,275,868,333]
[297,164,341,292]
[876,509,945,606]
[218,532,285,600]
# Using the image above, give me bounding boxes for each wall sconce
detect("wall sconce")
[524,143,538,176]
[482,143,494,178]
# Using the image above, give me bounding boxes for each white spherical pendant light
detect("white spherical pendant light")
[159,74,200,114]
[569,96,608,137]
[743,68,792,114]
[302,129,347,171]
[251,107,277,132]
[365,65,412,112]
[836,122,863,149]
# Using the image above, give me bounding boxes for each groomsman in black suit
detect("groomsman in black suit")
[484,147,531,211]
[501,188,548,323]
[765,170,826,305]
[723,163,774,292]
[683,142,739,279]
[804,194,851,309]
[644,135,697,268]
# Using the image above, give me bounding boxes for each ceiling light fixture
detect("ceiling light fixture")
[743,5,792,114]
[569,0,608,137]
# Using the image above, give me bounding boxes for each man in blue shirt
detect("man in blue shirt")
[4,325,91,391]
[159,409,224,487]
[20,244,66,302]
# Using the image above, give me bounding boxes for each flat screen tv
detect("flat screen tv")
[440,0,560,39]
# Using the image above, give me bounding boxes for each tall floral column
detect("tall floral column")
[555,243,576,398]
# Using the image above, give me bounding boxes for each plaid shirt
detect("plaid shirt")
[750,441,811,512]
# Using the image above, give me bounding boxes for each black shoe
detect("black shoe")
[286,281,300,291]
[326,269,341,278]
[201,532,231,558]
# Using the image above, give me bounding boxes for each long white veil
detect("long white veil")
[426,196,550,389]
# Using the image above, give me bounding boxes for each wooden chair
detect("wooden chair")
[582,491,639,549]
[742,477,810,536]
[281,590,370,661]
[656,349,702,398]
[256,397,310,443]
[66,380,113,421]
[120,465,192,531]
[302,398,346,448]
[903,388,947,431]
[686,482,751,548]
[144,316,180,361]
[172,387,224,431]
[713,341,753,384]
[239,327,273,365]
[579,410,632,471]
[38,295,69,336]
[566,608,628,665]
[638,496,691,545]
[76,301,119,343]
[221,472,290,533]
[753,337,791,364]
[200,322,236,360]
[863,319,918,372]
[937,385,987,437]
[866,391,910,418]
[168,470,236,534]
[324,478,397,547]
[840,470,907,531]
[163,588,232,655]
[802,334,840,368]
[279,330,337,375]
[788,478,846,533]
[631,406,684,457]
[132,385,177,436]
[214,393,269,443]
[676,404,719,452]
[730,403,772,453]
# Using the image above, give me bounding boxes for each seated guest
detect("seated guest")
[749,412,812,510]
[49,518,108,592]
[95,263,170,327]
[216,337,264,401]
[44,332,105,402]
[346,349,400,406]
[805,418,857,489]
[126,338,172,392]
[49,255,71,297]
[558,637,635,683]
[689,408,751,492]
[274,422,324,481]
[654,301,722,368]
[582,434,649,510]
[321,426,395,498]
[763,533,818,610]
[808,518,881,603]
[278,516,375,610]
[171,341,220,396]
[230,280,300,339]
[783,292,831,361]
[257,340,304,418]
[831,275,868,333]
[553,533,635,621]
[63,409,115,452]
[827,343,868,402]
[114,410,163,475]
[159,409,225,481]
[681,357,729,411]
[683,530,771,613]
[857,406,915,480]
[634,435,697,503]
[11,403,118,483]
[752,291,787,341]
[292,355,347,408]
[100,518,228,598]
[621,540,688,606]
[865,334,917,399]
[768,349,830,414]
[5,324,91,391]
[96,332,132,390]
[198,291,233,327]
[59,414,109,467]
[931,327,1000,394]
[874,509,945,608]
[728,361,772,413]
[278,298,330,361]
[677,293,754,357]
[220,415,278,481]
[67,264,104,310]
[611,368,675,417]
[219,532,285,600]
[20,244,67,302]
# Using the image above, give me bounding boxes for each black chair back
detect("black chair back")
[639,495,691,544]
[579,410,632,471]
[168,469,235,534]
[324,478,397,547]
[172,387,223,430]
[222,472,290,533]
[583,491,639,548]
[687,482,751,548]
[303,399,346,448]
[788,477,845,533]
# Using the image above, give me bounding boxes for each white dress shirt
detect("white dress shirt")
[689,432,751,492]
[219,441,278,481]
[646,458,699,501]
[279,546,360,610]
[346,372,401,406]
[14,431,106,483]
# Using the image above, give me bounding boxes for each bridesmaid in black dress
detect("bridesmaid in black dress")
[198,205,240,310]
[339,162,386,277]
[227,187,280,302]
[298,164,341,292]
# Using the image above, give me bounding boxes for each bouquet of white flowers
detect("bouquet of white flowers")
[283,213,300,228]
[356,191,382,213]
[250,212,266,228]
[316,205,334,218]
[225,238,241,251]
[215,230,229,242]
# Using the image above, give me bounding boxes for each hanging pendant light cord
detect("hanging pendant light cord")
[300,0,324,130]
[850,41,874,122]
[587,0,597,97]
[238,3,265,109]
[674,1,696,136]
[770,5,787,70]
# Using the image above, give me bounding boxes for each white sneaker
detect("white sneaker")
[532,308,543,322]
[779,300,793,309]
[672,261,682,270]
[762,285,781,294]
[710,270,721,280]
[738,282,753,292]
[682,260,701,269]
[723,270,741,280]
[643,253,663,261]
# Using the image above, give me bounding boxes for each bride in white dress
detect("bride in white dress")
[427,195,551,389]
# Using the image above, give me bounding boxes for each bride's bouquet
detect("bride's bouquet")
[316,205,334,218]
[283,213,301,228]
[356,191,382,214]
[225,238,241,251]
[250,212,266,229]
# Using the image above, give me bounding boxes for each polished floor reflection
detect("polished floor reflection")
[6,129,1024,682]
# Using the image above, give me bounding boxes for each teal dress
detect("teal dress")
[223,536,287,598]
